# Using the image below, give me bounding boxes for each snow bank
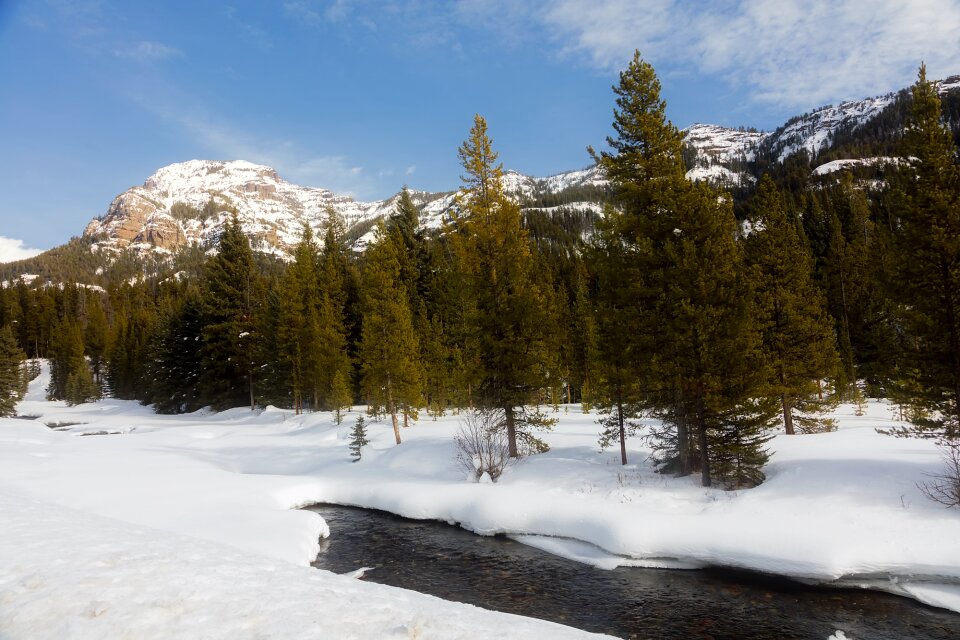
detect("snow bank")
[0,489,606,639]
[3,364,960,628]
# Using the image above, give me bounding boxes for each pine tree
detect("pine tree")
[105,283,157,400]
[48,318,86,401]
[823,210,859,399]
[146,291,204,413]
[314,212,354,414]
[0,325,26,417]
[568,261,598,409]
[276,226,324,414]
[821,180,895,393]
[359,225,423,445]
[593,51,772,487]
[450,115,558,457]
[65,363,101,406]
[588,208,645,464]
[84,293,109,384]
[888,64,960,438]
[744,176,840,434]
[199,214,261,411]
[418,237,471,416]
[349,414,370,461]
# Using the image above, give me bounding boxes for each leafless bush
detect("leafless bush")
[455,408,511,483]
[919,438,960,507]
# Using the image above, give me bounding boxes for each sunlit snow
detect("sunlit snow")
[3,362,960,639]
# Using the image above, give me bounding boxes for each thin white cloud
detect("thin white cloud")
[542,0,678,69]
[405,165,417,176]
[0,236,44,264]
[283,1,324,25]
[114,40,183,61]
[132,96,374,197]
[224,7,272,50]
[693,0,960,107]
[535,0,960,110]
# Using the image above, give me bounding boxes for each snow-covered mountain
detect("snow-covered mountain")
[683,75,960,185]
[683,124,766,187]
[78,75,960,260]
[82,160,608,258]
[84,160,403,257]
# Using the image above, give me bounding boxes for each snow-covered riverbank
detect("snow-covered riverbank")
[2,364,959,638]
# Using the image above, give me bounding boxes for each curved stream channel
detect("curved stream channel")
[308,504,960,639]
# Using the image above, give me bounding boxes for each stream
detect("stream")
[307,504,960,639]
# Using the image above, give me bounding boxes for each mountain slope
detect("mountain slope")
[81,160,610,258]
[5,74,959,282]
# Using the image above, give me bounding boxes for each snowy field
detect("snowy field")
[3,365,960,638]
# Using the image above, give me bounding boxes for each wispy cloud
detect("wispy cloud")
[114,40,183,61]
[0,236,44,264]
[224,6,272,50]
[283,1,324,25]
[542,0,678,68]
[526,0,960,110]
[283,0,376,28]
[133,94,374,196]
[691,0,960,107]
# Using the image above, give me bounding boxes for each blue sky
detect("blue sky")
[2,0,959,255]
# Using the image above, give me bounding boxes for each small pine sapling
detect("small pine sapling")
[349,415,370,462]
[853,385,867,417]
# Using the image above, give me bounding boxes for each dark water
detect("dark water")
[308,504,960,640]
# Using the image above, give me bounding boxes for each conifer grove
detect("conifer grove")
[2,56,959,488]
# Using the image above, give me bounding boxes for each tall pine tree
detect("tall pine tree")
[593,51,772,487]
[199,214,261,410]
[744,176,840,434]
[359,225,423,444]
[889,64,960,438]
[0,325,26,416]
[314,212,354,417]
[450,115,557,457]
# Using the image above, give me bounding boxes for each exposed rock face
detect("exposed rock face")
[89,192,167,244]
[82,160,392,257]
[135,213,187,250]
[80,159,605,258]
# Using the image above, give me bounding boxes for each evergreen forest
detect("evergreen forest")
[2,54,960,490]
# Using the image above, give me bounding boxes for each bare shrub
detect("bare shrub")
[919,439,960,507]
[455,409,511,483]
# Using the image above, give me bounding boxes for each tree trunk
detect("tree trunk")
[676,381,691,476]
[617,398,628,466]
[248,364,255,411]
[943,260,960,440]
[387,373,401,445]
[505,404,519,458]
[391,410,401,445]
[696,393,711,487]
[782,394,794,435]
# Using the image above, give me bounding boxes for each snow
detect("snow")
[0,491,603,640]
[812,157,902,176]
[683,124,767,164]
[685,164,754,186]
[83,160,608,260]
[3,364,960,638]
[772,94,894,162]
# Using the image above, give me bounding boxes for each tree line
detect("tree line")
[2,55,958,490]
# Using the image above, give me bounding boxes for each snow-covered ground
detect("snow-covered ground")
[2,364,960,638]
